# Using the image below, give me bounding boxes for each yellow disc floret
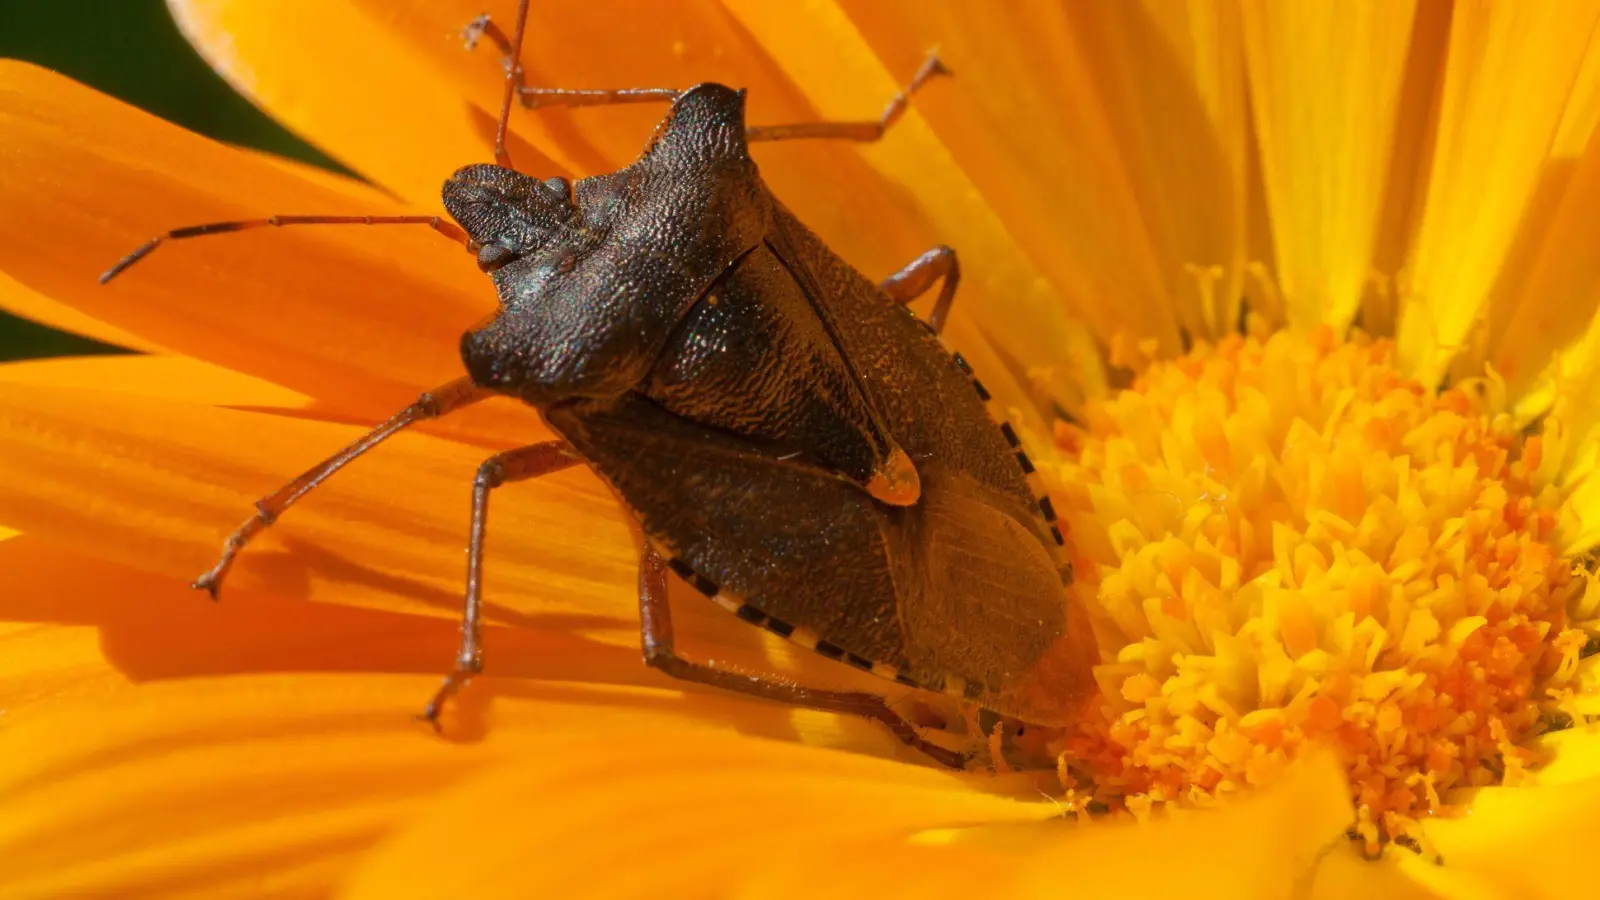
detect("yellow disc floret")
[1047,325,1587,848]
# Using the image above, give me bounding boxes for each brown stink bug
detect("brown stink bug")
[101,0,1098,767]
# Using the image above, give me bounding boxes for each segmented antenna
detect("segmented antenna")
[99,215,472,284]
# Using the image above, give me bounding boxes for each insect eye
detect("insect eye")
[541,176,573,205]
[476,243,517,273]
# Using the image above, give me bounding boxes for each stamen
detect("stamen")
[1041,327,1589,846]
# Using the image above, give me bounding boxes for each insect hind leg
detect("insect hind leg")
[637,547,968,769]
[879,245,960,333]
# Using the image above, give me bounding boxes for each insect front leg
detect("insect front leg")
[636,546,969,769]
[192,377,490,597]
[463,0,943,163]
[878,245,960,333]
[463,0,680,168]
[419,440,583,726]
[461,8,679,112]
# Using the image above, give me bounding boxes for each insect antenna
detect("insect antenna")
[98,215,472,284]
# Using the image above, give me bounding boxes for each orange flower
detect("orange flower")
[2,1,1600,897]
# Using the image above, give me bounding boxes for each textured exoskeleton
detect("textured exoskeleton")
[445,84,1098,727]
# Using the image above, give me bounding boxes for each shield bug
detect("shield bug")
[101,0,1099,767]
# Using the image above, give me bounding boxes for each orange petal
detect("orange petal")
[347,0,985,274]
[179,0,934,273]
[0,60,544,449]
[167,0,542,205]
[0,611,133,720]
[734,842,1018,900]
[171,3,1061,413]
[187,0,1082,407]
[0,269,162,353]
[340,728,1057,899]
[0,534,606,712]
[0,381,632,624]
[0,533,923,753]
[342,739,1353,899]
[0,354,308,408]
[0,673,904,898]
[0,675,501,898]
[0,381,935,701]
[723,0,1175,382]
[822,0,1250,341]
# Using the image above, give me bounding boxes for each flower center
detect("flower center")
[1041,324,1587,849]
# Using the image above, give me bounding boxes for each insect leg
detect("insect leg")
[878,245,960,333]
[478,0,533,169]
[419,440,583,726]
[465,0,682,168]
[191,377,491,598]
[744,50,949,144]
[636,546,968,769]
[463,17,678,111]
[99,215,472,284]
[515,88,684,110]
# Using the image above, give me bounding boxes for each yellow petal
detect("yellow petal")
[1531,723,1600,785]
[1240,0,1417,332]
[1397,0,1600,385]
[1015,751,1352,899]
[1421,776,1600,900]
[340,728,1056,899]
[1067,0,1251,339]
[1552,27,1600,156]
[1365,0,1453,339]
[734,752,1360,900]
[1492,125,1600,404]
[1311,848,1459,900]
